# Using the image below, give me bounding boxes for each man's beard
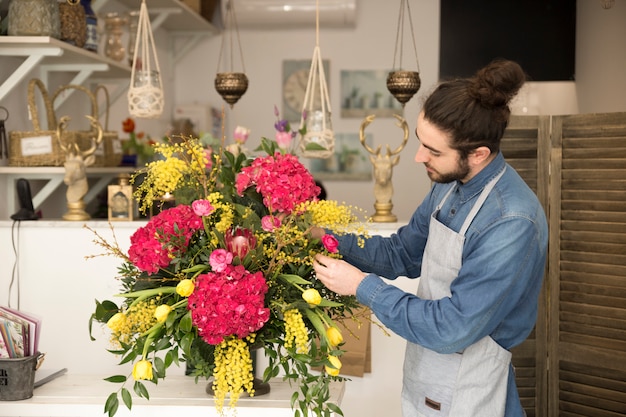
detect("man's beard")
[425,156,470,184]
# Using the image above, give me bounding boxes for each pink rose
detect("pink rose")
[275,131,292,149]
[321,234,339,253]
[209,249,233,272]
[261,215,281,232]
[192,199,214,216]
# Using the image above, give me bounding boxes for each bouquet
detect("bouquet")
[88,114,370,417]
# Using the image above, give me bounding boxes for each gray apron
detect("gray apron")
[402,169,511,417]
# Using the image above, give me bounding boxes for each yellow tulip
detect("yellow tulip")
[326,326,343,347]
[302,288,322,306]
[176,279,195,297]
[132,360,153,380]
[325,355,342,376]
[154,304,172,323]
[106,312,126,331]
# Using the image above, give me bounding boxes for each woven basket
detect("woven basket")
[94,85,123,167]
[8,79,65,166]
[52,83,102,165]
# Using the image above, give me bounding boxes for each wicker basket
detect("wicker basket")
[52,83,103,165]
[8,79,65,166]
[94,85,123,167]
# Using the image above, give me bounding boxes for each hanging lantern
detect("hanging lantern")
[127,0,164,118]
[215,0,248,108]
[387,0,421,107]
[298,0,334,159]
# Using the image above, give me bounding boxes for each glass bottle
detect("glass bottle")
[103,12,127,62]
[7,0,60,38]
[127,10,140,66]
[80,0,98,52]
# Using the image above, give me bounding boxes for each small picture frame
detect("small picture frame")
[340,70,403,118]
[108,180,133,221]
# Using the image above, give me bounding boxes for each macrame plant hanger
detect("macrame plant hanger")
[214,0,248,108]
[128,0,164,118]
[298,0,334,159]
[387,0,421,107]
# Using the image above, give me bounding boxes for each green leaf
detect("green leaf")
[278,273,312,285]
[104,393,119,417]
[154,356,166,377]
[304,309,330,346]
[134,381,150,399]
[104,375,127,383]
[317,299,344,307]
[179,311,193,333]
[327,402,343,415]
[121,388,133,410]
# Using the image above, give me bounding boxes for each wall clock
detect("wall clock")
[282,59,330,122]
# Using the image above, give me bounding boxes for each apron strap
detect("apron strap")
[459,168,506,236]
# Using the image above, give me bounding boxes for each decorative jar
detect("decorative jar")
[7,0,60,37]
[103,12,127,62]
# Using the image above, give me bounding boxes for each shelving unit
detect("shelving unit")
[0,0,220,219]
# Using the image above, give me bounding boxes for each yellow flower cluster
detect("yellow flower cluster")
[302,200,370,247]
[134,140,209,213]
[261,224,311,267]
[107,300,158,346]
[283,309,309,354]
[208,192,234,234]
[212,337,255,413]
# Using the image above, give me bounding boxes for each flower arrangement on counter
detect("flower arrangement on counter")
[88,112,371,417]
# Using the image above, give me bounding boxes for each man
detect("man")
[313,59,548,417]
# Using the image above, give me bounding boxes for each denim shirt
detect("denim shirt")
[336,153,548,416]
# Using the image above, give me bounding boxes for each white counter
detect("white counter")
[0,374,344,417]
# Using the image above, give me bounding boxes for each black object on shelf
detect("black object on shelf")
[11,178,38,221]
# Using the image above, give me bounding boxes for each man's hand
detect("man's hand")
[313,254,367,296]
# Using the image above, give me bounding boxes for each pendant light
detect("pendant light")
[387,0,421,107]
[215,0,248,108]
[127,0,164,118]
[298,0,334,159]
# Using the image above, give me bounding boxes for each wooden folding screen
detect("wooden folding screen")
[549,113,626,417]
[501,115,551,417]
[501,113,626,417]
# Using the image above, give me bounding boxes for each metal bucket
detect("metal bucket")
[0,353,45,401]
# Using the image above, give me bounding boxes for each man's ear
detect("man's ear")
[469,146,492,166]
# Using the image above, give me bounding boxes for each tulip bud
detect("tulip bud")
[106,312,126,331]
[154,304,172,323]
[302,288,322,306]
[176,279,195,297]
[325,355,342,376]
[132,359,153,380]
[326,326,343,347]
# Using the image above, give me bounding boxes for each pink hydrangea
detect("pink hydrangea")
[188,264,270,345]
[128,205,203,274]
[235,152,320,214]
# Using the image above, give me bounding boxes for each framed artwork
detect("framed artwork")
[340,70,403,118]
[282,59,331,123]
[309,133,373,181]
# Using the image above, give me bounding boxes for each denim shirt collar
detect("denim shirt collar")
[454,152,506,202]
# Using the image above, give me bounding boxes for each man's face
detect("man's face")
[414,112,470,184]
